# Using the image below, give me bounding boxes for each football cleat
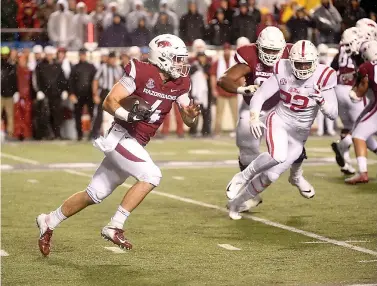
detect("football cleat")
[36,214,54,257]
[341,163,356,175]
[101,225,132,250]
[238,195,263,212]
[289,176,315,199]
[226,172,248,200]
[345,172,369,184]
[331,142,345,167]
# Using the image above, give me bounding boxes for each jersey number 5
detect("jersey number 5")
[281,91,309,112]
[148,100,162,123]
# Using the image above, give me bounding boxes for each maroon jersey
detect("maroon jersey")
[234,43,292,110]
[336,45,357,86]
[115,59,190,146]
[358,60,377,105]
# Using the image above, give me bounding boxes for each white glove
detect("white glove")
[61,90,68,100]
[249,110,266,139]
[237,85,258,96]
[13,92,20,103]
[349,90,362,103]
[308,84,324,105]
[36,91,45,101]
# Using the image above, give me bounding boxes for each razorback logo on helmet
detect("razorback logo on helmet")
[157,41,172,48]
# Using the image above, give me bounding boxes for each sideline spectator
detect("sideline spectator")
[208,9,231,46]
[179,1,205,45]
[151,0,179,35]
[286,6,314,42]
[1,0,18,41]
[210,43,237,136]
[103,2,123,29]
[100,14,131,47]
[342,0,367,29]
[1,47,18,139]
[161,104,184,138]
[14,53,33,140]
[153,12,175,36]
[312,0,342,44]
[48,0,75,48]
[57,48,72,80]
[69,48,96,140]
[131,18,152,47]
[68,0,76,13]
[126,0,151,33]
[232,0,259,43]
[28,45,43,71]
[37,0,56,43]
[90,2,106,42]
[71,2,91,49]
[256,12,277,37]
[17,2,40,41]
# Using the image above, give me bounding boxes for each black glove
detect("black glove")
[127,100,152,122]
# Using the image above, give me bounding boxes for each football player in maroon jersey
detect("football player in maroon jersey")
[36,34,201,255]
[218,27,314,212]
[346,40,377,184]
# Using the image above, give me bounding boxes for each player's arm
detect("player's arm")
[217,64,254,94]
[249,75,279,115]
[177,93,201,127]
[350,69,369,101]
[318,88,338,120]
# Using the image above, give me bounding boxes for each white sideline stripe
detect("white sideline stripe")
[63,170,377,257]
[172,176,185,180]
[27,179,39,184]
[301,240,370,244]
[358,260,377,263]
[301,241,330,244]
[0,164,14,170]
[218,244,241,251]
[104,246,125,254]
[0,153,39,165]
[1,250,9,257]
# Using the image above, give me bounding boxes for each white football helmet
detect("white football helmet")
[341,27,363,56]
[236,36,250,48]
[356,18,377,41]
[192,39,207,54]
[289,40,318,80]
[256,26,286,66]
[360,40,377,62]
[148,34,190,79]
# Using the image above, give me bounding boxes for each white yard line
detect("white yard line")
[217,244,241,251]
[358,260,377,263]
[172,176,185,180]
[0,164,14,170]
[1,153,40,165]
[104,246,126,254]
[1,250,9,257]
[301,240,370,244]
[27,179,39,184]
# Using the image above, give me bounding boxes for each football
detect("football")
[119,95,152,119]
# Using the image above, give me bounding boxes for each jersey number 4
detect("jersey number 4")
[148,100,162,123]
[281,91,309,112]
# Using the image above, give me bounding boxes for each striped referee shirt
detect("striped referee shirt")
[95,63,123,91]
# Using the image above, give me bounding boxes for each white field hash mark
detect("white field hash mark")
[1,250,9,257]
[218,244,241,251]
[65,170,377,257]
[104,247,126,254]
[1,153,40,165]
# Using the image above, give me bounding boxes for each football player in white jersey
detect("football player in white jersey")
[331,25,377,175]
[226,40,338,220]
[218,27,314,212]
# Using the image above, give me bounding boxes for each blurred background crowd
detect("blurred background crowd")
[1,0,377,141]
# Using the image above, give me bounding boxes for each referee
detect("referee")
[91,51,123,139]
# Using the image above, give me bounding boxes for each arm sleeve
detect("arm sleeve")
[176,92,190,107]
[249,75,279,113]
[119,75,136,94]
[320,88,338,120]
[330,53,339,71]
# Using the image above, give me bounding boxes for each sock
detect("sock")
[356,156,367,173]
[242,152,279,180]
[110,206,130,229]
[290,162,303,180]
[232,173,269,207]
[366,137,377,153]
[47,206,67,229]
[344,150,351,164]
[339,134,353,152]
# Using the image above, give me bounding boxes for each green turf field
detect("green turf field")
[1,137,377,285]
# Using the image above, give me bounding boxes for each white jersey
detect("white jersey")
[273,60,337,129]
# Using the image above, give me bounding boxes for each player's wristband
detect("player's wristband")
[114,107,130,121]
[237,86,246,95]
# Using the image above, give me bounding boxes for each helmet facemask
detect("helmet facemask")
[258,45,284,66]
[290,59,318,80]
[168,53,190,79]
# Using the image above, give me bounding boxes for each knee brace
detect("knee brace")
[137,165,162,187]
[294,147,308,164]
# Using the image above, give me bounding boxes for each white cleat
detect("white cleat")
[36,213,49,237]
[238,195,263,212]
[227,199,242,220]
[226,172,248,200]
[289,176,315,199]
[341,163,356,175]
[229,211,242,220]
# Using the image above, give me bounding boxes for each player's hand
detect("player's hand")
[237,85,258,96]
[249,111,266,139]
[13,92,20,103]
[128,101,152,122]
[308,84,324,105]
[36,91,45,101]
[349,89,362,103]
[61,90,69,101]
[69,94,78,104]
[183,99,201,118]
[93,94,101,105]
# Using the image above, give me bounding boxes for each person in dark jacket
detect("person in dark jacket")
[179,1,206,45]
[99,14,131,47]
[131,17,152,47]
[1,0,18,41]
[218,0,234,23]
[208,9,231,46]
[35,46,68,139]
[1,47,18,138]
[286,6,315,42]
[231,0,259,43]
[69,48,96,141]
[153,12,174,36]
[342,0,367,28]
